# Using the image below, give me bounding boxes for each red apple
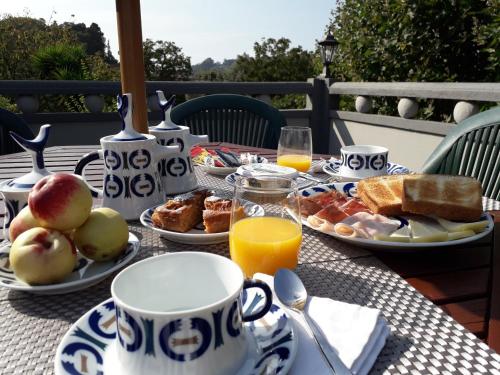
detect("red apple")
[9,227,77,285]
[9,206,40,242]
[29,173,93,231]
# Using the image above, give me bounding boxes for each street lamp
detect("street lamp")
[318,31,339,78]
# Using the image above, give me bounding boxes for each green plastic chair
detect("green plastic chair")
[170,94,286,149]
[0,108,34,155]
[421,106,500,200]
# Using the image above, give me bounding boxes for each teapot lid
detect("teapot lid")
[149,91,182,131]
[3,124,52,192]
[111,93,148,141]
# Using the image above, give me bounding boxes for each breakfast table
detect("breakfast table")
[0,142,499,374]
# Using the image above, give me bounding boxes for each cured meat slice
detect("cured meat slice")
[338,198,372,216]
[334,212,400,239]
[299,190,348,217]
[313,204,349,224]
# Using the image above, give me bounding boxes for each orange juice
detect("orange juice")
[229,216,302,276]
[277,154,312,172]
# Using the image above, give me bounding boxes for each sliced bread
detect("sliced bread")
[357,175,404,216]
[402,174,482,222]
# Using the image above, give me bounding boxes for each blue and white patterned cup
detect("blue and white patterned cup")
[339,145,388,179]
[110,252,273,375]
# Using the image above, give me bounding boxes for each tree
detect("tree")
[143,39,192,81]
[0,16,76,80]
[230,38,319,108]
[231,38,317,82]
[329,0,499,118]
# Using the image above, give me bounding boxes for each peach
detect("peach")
[74,208,129,262]
[9,206,40,242]
[29,173,92,231]
[9,227,77,285]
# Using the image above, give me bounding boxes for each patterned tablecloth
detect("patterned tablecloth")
[0,166,499,375]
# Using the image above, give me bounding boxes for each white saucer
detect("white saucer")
[54,287,297,375]
[0,233,140,294]
[140,201,264,245]
[226,165,314,190]
[299,182,494,251]
[198,158,269,176]
[323,158,410,181]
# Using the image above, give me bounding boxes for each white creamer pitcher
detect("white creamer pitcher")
[149,91,208,195]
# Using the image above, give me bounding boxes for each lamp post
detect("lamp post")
[318,31,339,79]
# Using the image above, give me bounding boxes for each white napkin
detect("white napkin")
[309,158,327,173]
[254,273,390,375]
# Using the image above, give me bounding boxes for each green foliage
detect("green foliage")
[192,58,236,81]
[0,96,17,112]
[32,43,87,80]
[330,0,499,119]
[143,39,192,81]
[230,38,320,108]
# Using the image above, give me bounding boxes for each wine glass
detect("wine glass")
[229,176,302,277]
[277,126,313,172]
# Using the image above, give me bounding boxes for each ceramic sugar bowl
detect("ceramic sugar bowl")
[149,91,209,195]
[74,93,179,220]
[0,125,52,241]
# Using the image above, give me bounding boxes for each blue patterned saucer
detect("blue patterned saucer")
[55,286,297,375]
[0,233,140,294]
[323,158,410,180]
[225,172,314,190]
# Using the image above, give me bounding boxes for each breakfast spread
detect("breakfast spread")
[152,190,246,233]
[8,173,129,285]
[301,174,489,243]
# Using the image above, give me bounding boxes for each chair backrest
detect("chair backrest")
[170,94,286,149]
[0,108,34,155]
[421,106,500,200]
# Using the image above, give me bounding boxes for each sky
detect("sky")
[1,0,334,64]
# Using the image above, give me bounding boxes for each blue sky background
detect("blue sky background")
[2,0,334,64]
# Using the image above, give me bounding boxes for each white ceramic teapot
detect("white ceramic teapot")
[0,125,52,241]
[74,93,179,220]
[149,91,208,195]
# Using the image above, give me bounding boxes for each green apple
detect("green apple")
[74,207,129,262]
[9,227,77,285]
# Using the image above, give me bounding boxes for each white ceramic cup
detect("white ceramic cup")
[110,252,272,375]
[339,145,388,179]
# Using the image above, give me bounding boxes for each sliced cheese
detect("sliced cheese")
[448,230,475,241]
[409,219,448,243]
[374,226,410,242]
[436,217,489,233]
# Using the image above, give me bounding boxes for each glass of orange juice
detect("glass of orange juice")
[277,126,313,172]
[229,176,302,277]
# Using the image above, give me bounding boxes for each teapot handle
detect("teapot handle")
[74,150,104,198]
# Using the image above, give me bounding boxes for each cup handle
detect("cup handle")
[242,279,273,322]
[74,150,103,198]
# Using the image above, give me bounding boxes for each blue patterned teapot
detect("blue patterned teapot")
[0,125,52,241]
[74,93,179,220]
[149,91,208,195]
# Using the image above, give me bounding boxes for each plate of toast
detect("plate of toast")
[140,189,264,244]
[298,174,493,250]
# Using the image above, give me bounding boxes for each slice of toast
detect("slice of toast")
[402,174,482,222]
[357,175,404,216]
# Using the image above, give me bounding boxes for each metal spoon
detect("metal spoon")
[274,269,352,375]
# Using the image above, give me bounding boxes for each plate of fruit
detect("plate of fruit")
[0,174,140,294]
[298,174,494,251]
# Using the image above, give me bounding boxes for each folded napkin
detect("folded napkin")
[254,273,390,375]
[309,158,327,173]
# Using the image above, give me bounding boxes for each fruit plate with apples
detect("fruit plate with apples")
[0,233,140,295]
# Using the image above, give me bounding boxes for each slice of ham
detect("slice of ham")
[338,198,372,216]
[334,212,400,239]
[300,190,349,217]
[314,204,349,224]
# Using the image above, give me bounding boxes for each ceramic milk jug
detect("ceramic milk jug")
[149,91,209,195]
[74,93,179,220]
[0,125,52,241]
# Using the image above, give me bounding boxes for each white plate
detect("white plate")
[197,158,269,176]
[323,158,410,181]
[300,182,494,251]
[236,163,298,179]
[226,172,314,190]
[140,201,264,245]
[54,287,297,375]
[0,233,140,294]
